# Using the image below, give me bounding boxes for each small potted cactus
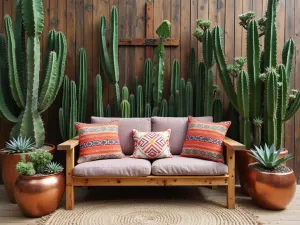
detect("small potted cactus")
[0,0,66,202]
[14,150,65,217]
[248,145,296,210]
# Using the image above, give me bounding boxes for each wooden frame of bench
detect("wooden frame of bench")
[57,137,244,210]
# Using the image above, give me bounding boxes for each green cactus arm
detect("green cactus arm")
[110,7,119,84]
[134,76,139,96]
[171,59,179,95]
[122,86,129,100]
[152,106,159,117]
[175,90,183,117]
[129,94,136,118]
[284,91,300,121]
[212,26,238,110]
[5,16,25,108]
[20,37,45,147]
[168,94,175,117]
[137,85,144,117]
[237,70,251,149]
[113,83,121,116]
[62,76,70,139]
[78,48,87,122]
[69,81,77,138]
[15,0,26,91]
[203,68,214,116]
[247,19,261,119]
[22,0,44,37]
[37,51,58,112]
[213,99,223,122]
[145,103,152,118]
[264,0,278,69]
[203,30,214,68]
[143,59,152,104]
[153,41,165,107]
[156,20,171,39]
[94,74,104,117]
[185,81,193,116]
[282,39,295,82]
[180,78,186,116]
[59,108,66,141]
[121,100,130,118]
[160,99,168,117]
[99,16,113,84]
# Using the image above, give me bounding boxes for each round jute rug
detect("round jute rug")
[39,200,260,225]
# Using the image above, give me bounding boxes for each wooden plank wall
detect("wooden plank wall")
[0,0,299,182]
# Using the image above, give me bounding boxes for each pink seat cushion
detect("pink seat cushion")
[91,117,151,155]
[151,117,213,155]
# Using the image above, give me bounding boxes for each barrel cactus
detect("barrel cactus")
[0,0,67,147]
[211,0,300,149]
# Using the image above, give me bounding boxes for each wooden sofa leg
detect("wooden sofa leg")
[227,146,235,209]
[66,149,75,210]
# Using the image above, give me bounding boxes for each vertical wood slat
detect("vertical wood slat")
[0,0,299,181]
[145,0,154,60]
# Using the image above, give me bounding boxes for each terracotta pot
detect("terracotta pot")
[0,144,55,203]
[14,172,65,217]
[236,149,288,196]
[248,163,296,210]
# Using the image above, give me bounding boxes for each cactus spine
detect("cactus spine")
[185,81,193,116]
[153,20,171,107]
[144,59,152,104]
[129,94,136,117]
[78,48,87,122]
[0,0,67,147]
[94,74,104,117]
[99,6,120,116]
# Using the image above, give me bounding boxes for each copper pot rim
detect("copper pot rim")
[0,143,55,155]
[248,162,294,176]
[18,171,64,180]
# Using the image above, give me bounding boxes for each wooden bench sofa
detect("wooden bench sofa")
[57,117,245,210]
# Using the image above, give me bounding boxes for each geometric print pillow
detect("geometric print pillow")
[75,121,124,164]
[181,117,231,163]
[131,129,172,159]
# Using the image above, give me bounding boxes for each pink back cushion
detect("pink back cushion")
[91,117,151,155]
[151,117,213,155]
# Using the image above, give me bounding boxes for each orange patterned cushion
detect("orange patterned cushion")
[75,121,124,164]
[131,129,172,159]
[181,117,231,163]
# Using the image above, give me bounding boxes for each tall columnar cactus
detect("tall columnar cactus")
[94,74,104,117]
[121,100,130,118]
[136,85,144,117]
[78,48,87,122]
[144,59,152,104]
[160,99,168,117]
[145,103,152,117]
[129,94,136,118]
[175,90,182,117]
[0,0,67,147]
[152,107,159,117]
[211,0,300,150]
[171,59,180,96]
[213,89,223,122]
[122,86,129,100]
[179,78,186,116]
[185,81,193,116]
[153,20,171,107]
[195,62,205,116]
[99,6,120,116]
[168,94,175,117]
[105,104,111,117]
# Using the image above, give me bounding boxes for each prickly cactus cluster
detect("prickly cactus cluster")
[0,0,67,147]
[211,0,300,150]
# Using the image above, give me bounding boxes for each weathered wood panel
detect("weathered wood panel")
[0,0,300,182]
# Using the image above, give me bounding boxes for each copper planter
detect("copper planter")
[0,144,55,203]
[236,149,288,196]
[14,172,65,217]
[248,163,296,210]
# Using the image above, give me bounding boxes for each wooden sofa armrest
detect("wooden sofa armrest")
[223,137,245,151]
[57,136,79,151]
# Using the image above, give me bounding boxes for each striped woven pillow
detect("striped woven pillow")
[75,121,124,164]
[181,117,231,163]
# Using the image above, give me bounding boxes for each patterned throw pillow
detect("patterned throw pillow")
[75,121,124,164]
[131,129,172,159]
[181,117,231,163]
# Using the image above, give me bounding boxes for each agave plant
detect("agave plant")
[45,162,64,174]
[249,144,293,170]
[5,136,35,154]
